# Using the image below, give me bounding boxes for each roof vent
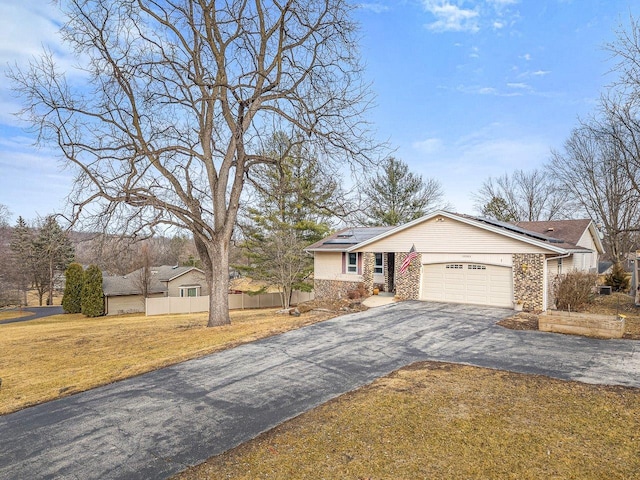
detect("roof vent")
[546,227,554,232]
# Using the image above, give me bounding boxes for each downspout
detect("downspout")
[544,252,571,311]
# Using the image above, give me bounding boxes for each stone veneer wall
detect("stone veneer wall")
[314,279,362,300]
[384,253,392,292]
[362,252,375,295]
[512,253,545,311]
[394,252,422,300]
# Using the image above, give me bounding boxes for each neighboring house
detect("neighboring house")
[514,219,602,275]
[103,265,207,315]
[306,211,604,312]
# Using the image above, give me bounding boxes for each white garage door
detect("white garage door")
[421,263,513,308]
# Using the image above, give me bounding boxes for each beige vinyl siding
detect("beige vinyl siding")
[548,256,575,275]
[166,270,207,297]
[571,252,596,272]
[314,251,364,281]
[576,229,599,271]
[355,217,556,255]
[106,292,164,316]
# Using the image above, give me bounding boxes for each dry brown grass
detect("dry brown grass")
[0,310,32,321]
[585,293,640,338]
[0,308,336,415]
[175,362,640,480]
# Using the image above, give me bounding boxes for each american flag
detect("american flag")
[399,245,417,274]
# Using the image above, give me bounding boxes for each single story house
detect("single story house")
[103,265,207,315]
[305,211,604,311]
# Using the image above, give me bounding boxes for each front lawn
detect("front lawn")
[175,362,640,480]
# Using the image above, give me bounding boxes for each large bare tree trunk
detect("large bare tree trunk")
[205,238,231,327]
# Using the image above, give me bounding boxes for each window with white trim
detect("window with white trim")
[347,252,358,273]
[557,258,563,275]
[374,253,383,274]
[446,264,463,269]
[468,265,487,270]
[180,286,200,297]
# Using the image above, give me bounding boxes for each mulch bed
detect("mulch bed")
[497,313,539,331]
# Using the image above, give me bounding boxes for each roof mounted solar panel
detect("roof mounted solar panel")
[474,216,564,244]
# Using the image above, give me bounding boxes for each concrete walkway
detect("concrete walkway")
[1,301,638,480]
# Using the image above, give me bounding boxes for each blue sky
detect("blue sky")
[0,0,638,223]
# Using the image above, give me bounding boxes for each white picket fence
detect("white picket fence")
[146,291,314,316]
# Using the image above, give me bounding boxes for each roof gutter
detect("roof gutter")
[546,252,571,262]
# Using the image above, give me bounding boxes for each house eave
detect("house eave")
[346,210,571,254]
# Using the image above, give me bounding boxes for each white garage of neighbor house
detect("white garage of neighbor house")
[306,211,604,311]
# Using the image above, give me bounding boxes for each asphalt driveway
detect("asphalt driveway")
[0,306,64,325]
[1,301,638,480]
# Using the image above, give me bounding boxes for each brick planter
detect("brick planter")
[539,312,625,339]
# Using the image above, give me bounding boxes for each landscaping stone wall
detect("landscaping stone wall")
[314,279,362,300]
[513,253,545,311]
[395,253,422,300]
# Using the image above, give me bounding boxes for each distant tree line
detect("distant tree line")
[2,214,74,307]
[0,208,205,308]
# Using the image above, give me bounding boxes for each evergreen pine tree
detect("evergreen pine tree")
[81,265,104,317]
[605,262,630,292]
[34,216,75,305]
[239,132,335,308]
[9,216,34,306]
[62,263,84,313]
[359,157,445,226]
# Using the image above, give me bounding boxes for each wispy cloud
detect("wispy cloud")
[487,0,519,6]
[412,137,444,154]
[457,84,523,96]
[0,2,84,128]
[515,69,552,80]
[358,3,390,14]
[421,0,520,34]
[422,1,480,33]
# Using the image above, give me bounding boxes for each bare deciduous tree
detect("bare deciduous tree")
[473,169,570,222]
[601,16,640,212]
[11,0,376,326]
[0,205,18,306]
[548,119,640,262]
[131,243,154,300]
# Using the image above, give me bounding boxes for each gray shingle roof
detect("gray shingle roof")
[103,265,203,297]
[305,227,395,252]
